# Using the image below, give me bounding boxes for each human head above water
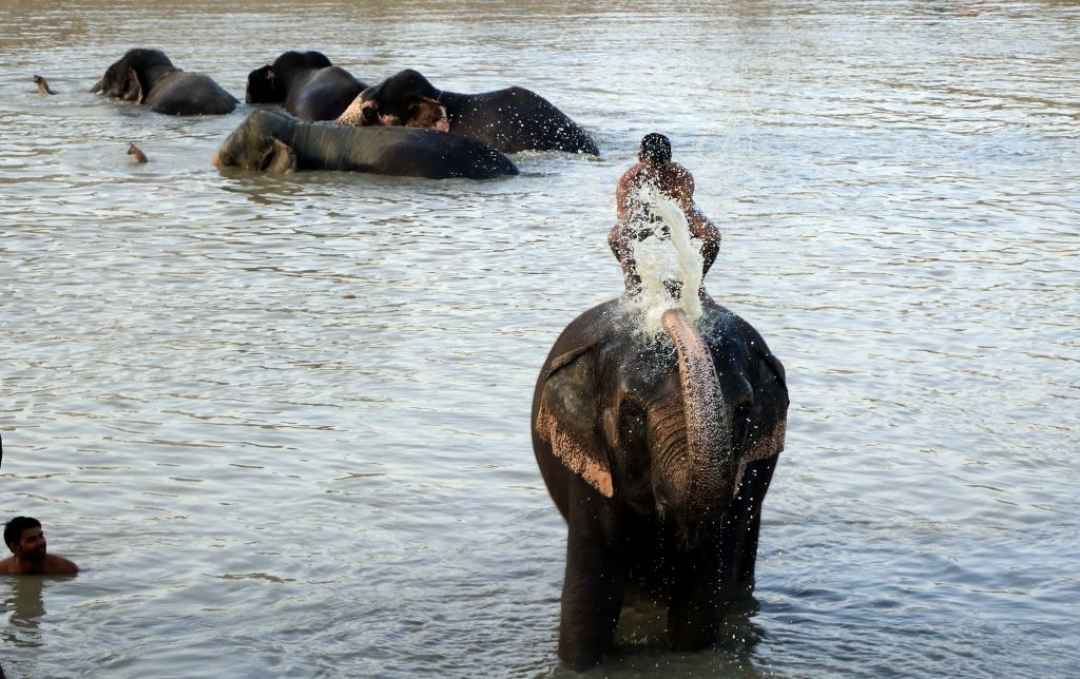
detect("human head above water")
[638,133,672,165]
[4,516,41,552]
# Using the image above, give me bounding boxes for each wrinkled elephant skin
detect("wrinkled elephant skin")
[214,109,518,180]
[531,296,789,669]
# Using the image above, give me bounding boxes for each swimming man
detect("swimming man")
[0,517,79,575]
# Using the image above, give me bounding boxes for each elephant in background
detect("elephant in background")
[213,110,518,180]
[345,68,599,155]
[91,48,237,115]
[246,50,367,121]
[531,297,788,669]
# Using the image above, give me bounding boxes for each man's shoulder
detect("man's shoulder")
[44,554,79,575]
[0,557,15,574]
[666,162,693,179]
[618,163,645,183]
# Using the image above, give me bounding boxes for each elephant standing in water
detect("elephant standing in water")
[246,50,367,121]
[531,297,789,669]
[340,68,599,155]
[213,110,517,180]
[91,49,237,115]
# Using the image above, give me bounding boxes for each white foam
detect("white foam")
[624,184,704,336]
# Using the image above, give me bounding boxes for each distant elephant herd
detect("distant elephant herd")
[74,47,598,179]
[30,48,791,671]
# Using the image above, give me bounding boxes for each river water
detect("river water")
[1,1,1078,677]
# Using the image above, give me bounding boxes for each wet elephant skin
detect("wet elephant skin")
[214,109,518,180]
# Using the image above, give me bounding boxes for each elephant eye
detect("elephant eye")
[619,401,647,443]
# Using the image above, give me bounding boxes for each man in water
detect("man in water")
[0,517,79,575]
[608,133,721,294]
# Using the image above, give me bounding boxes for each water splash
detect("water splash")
[624,184,705,336]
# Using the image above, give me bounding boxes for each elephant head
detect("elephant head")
[354,69,450,131]
[91,48,175,103]
[246,50,333,104]
[212,111,297,174]
[245,64,285,104]
[534,300,787,545]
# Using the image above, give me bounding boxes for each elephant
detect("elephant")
[91,48,237,115]
[531,296,789,669]
[213,109,518,180]
[344,68,599,155]
[246,50,368,121]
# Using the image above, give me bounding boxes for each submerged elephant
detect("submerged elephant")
[91,48,237,115]
[246,50,367,121]
[531,296,789,669]
[213,109,518,180]
[343,69,599,155]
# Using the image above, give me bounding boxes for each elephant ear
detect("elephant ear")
[406,97,450,132]
[744,344,789,463]
[536,343,613,498]
[260,138,296,174]
[118,65,144,103]
[246,64,282,103]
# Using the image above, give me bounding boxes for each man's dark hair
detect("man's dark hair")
[4,517,40,551]
[639,133,672,165]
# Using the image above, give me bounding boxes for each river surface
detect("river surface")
[1,1,1078,677]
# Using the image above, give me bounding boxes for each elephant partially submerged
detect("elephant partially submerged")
[531,296,789,669]
[91,48,237,116]
[343,69,599,155]
[246,50,367,121]
[213,110,518,180]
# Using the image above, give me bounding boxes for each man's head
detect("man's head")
[639,133,672,165]
[4,517,45,561]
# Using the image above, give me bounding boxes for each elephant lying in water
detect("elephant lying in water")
[246,50,368,121]
[531,296,789,669]
[92,48,237,115]
[213,110,518,180]
[340,68,599,155]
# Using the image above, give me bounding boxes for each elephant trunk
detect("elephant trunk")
[658,308,735,529]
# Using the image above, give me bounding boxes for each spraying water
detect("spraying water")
[623,184,706,335]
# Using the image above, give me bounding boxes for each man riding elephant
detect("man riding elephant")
[608,133,721,294]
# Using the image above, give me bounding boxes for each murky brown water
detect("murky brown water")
[1,1,1079,677]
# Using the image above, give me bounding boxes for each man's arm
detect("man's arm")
[615,164,643,221]
[667,164,720,277]
[669,164,696,213]
[608,221,642,294]
[689,213,721,277]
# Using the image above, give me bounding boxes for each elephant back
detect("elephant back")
[346,126,518,179]
[146,72,237,115]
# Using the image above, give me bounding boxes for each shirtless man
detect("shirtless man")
[608,133,721,294]
[0,517,79,576]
